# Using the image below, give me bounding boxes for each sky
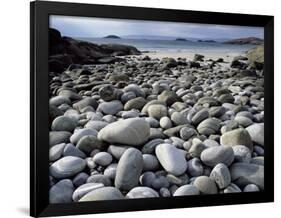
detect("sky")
[50,15,264,40]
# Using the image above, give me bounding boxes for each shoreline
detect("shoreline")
[138,50,245,62]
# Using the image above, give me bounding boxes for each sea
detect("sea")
[77,37,256,54]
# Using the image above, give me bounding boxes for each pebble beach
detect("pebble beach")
[48,28,264,203]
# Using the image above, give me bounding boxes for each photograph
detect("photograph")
[48,15,264,204]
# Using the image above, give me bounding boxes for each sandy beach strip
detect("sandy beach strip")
[140,50,246,63]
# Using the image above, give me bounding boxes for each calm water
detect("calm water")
[77,37,256,54]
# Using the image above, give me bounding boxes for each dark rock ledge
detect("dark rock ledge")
[49,28,141,73]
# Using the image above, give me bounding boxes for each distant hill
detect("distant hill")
[175,38,188,41]
[224,37,263,45]
[104,35,121,39]
[197,39,217,43]
[122,35,231,42]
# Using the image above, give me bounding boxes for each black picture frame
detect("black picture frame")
[30,1,274,217]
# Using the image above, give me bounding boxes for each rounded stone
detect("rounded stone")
[160,116,173,129]
[221,128,253,151]
[49,179,74,203]
[200,145,234,167]
[198,96,219,106]
[180,127,197,141]
[126,187,159,198]
[58,89,81,101]
[76,135,105,154]
[122,111,140,119]
[197,118,221,136]
[166,174,188,186]
[142,139,164,154]
[50,131,72,147]
[151,175,170,190]
[155,143,187,176]
[209,106,226,117]
[124,97,147,111]
[143,154,159,171]
[236,111,254,119]
[246,123,264,146]
[63,143,86,158]
[72,183,104,202]
[64,108,79,118]
[147,104,168,120]
[159,187,171,197]
[218,93,234,104]
[221,120,239,134]
[121,91,137,103]
[148,128,164,140]
[234,116,253,127]
[251,157,264,166]
[49,143,66,162]
[124,84,145,97]
[171,112,188,125]
[48,105,64,122]
[107,145,129,160]
[171,137,185,149]
[104,163,118,180]
[93,152,113,166]
[49,96,71,107]
[99,84,116,101]
[70,128,98,145]
[141,100,166,114]
[115,148,144,191]
[158,90,180,106]
[73,97,98,111]
[189,142,206,158]
[72,172,89,187]
[232,145,251,163]
[187,158,203,177]
[139,171,156,187]
[98,118,150,146]
[50,156,86,179]
[149,128,164,140]
[169,185,179,195]
[224,183,241,193]
[254,145,264,156]
[203,139,219,148]
[173,185,200,196]
[86,157,96,169]
[145,117,159,128]
[109,73,129,82]
[230,162,264,190]
[191,108,209,125]
[243,184,260,192]
[97,100,123,115]
[85,120,108,132]
[210,163,231,189]
[79,187,124,201]
[183,141,192,151]
[194,176,218,194]
[51,116,77,132]
[87,174,111,186]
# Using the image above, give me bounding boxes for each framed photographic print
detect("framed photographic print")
[30,1,274,217]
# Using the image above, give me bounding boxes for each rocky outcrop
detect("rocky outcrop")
[246,45,264,70]
[224,37,263,45]
[49,28,141,73]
